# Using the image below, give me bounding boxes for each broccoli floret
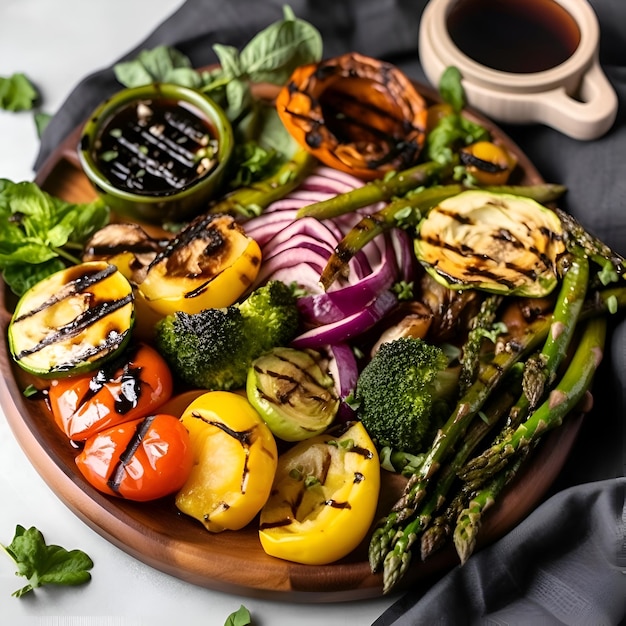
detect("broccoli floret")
[154,280,299,390]
[354,337,459,454]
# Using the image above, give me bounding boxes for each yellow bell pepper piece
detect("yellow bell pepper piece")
[259,421,380,565]
[138,215,262,316]
[175,391,278,532]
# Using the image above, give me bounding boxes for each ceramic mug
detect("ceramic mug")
[418,0,618,140]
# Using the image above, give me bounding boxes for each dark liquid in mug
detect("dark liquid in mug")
[446,0,581,73]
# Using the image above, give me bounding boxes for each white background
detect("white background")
[0,1,401,624]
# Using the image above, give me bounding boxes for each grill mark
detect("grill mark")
[15,295,133,360]
[12,265,118,323]
[107,414,156,493]
[254,353,331,409]
[190,411,257,495]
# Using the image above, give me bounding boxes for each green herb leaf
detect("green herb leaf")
[438,66,465,113]
[426,113,490,164]
[224,605,252,626]
[213,44,244,80]
[0,179,110,296]
[114,46,203,88]
[34,112,52,138]
[2,525,93,598]
[240,5,323,85]
[0,73,38,111]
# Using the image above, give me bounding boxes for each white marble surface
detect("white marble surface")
[0,2,401,624]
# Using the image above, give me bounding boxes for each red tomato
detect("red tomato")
[48,343,173,441]
[75,413,193,501]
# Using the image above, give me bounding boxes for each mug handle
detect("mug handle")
[528,59,618,141]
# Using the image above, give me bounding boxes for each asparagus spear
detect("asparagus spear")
[453,451,528,565]
[386,315,606,591]
[422,251,590,561]
[556,207,625,278]
[296,160,453,220]
[460,316,606,485]
[458,294,504,395]
[207,149,316,218]
[319,184,464,289]
[319,183,568,289]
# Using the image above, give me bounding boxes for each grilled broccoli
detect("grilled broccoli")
[354,337,459,454]
[154,280,299,390]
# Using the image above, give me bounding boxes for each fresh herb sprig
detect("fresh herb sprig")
[426,66,490,166]
[0,178,110,296]
[2,525,93,598]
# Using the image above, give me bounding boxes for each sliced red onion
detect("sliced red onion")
[390,228,416,283]
[254,248,328,287]
[261,216,342,251]
[327,343,359,422]
[291,289,398,349]
[297,244,397,323]
[263,197,321,213]
[298,173,359,195]
[311,166,366,190]
[266,265,325,294]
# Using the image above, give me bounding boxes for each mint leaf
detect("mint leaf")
[2,525,93,598]
[224,605,252,626]
[0,73,38,111]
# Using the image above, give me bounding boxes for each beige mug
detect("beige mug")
[418,0,618,140]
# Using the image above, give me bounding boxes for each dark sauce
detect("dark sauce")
[94,98,219,195]
[446,0,581,73]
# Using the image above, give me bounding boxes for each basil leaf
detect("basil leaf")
[58,198,110,244]
[2,259,65,296]
[224,605,252,626]
[438,66,466,113]
[426,113,490,163]
[240,6,322,85]
[2,525,93,598]
[165,67,205,89]
[0,73,38,111]
[213,44,244,80]
[228,78,256,122]
[0,180,110,296]
[34,112,52,138]
[114,45,197,87]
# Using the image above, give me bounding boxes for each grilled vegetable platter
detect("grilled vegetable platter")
[2,10,624,601]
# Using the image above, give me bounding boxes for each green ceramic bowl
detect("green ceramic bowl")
[78,83,233,224]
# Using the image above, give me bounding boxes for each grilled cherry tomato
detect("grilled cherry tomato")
[48,343,173,441]
[175,391,278,532]
[259,421,380,565]
[75,413,193,501]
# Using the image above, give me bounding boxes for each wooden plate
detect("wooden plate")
[0,83,584,601]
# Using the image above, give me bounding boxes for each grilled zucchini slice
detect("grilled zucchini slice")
[8,261,135,377]
[414,190,566,297]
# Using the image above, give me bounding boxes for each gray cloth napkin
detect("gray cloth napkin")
[34,1,626,623]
